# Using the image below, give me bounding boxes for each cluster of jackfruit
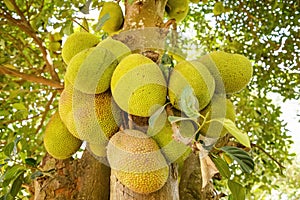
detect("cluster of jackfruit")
[42,2,253,193]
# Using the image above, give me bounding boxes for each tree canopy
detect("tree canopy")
[0,0,299,199]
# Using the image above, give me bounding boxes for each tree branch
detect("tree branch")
[0,65,63,89]
[251,143,285,169]
[0,5,60,81]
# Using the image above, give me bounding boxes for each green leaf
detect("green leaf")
[3,142,14,157]
[179,86,200,119]
[168,116,190,124]
[25,158,37,167]
[148,105,167,128]
[9,172,24,197]
[227,180,246,200]
[0,110,10,117]
[12,103,26,110]
[216,118,251,148]
[63,21,74,35]
[148,105,167,136]
[79,0,92,14]
[211,155,231,179]
[221,146,254,173]
[95,13,110,31]
[0,165,26,184]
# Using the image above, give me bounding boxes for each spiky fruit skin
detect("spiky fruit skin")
[97,37,131,62]
[58,84,121,145]
[43,112,82,160]
[168,60,215,111]
[199,94,236,138]
[111,54,167,117]
[65,46,118,94]
[61,32,99,65]
[166,0,189,22]
[107,129,169,194]
[99,2,124,34]
[199,51,253,94]
[147,109,194,164]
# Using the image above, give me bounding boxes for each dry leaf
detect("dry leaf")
[197,142,219,188]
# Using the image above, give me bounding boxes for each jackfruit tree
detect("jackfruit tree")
[0,0,299,200]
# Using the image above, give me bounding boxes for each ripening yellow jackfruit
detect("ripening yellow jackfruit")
[199,51,253,94]
[58,84,121,145]
[147,109,194,164]
[99,2,124,34]
[61,32,99,65]
[111,54,167,117]
[43,112,82,160]
[107,129,169,194]
[97,37,131,62]
[168,60,215,111]
[65,46,118,94]
[199,94,236,138]
[166,0,189,22]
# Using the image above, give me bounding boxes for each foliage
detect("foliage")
[0,0,299,199]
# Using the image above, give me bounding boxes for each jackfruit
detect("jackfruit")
[199,94,236,138]
[168,60,215,111]
[199,51,253,94]
[147,109,194,164]
[62,32,99,65]
[58,83,121,145]
[64,46,118,94]
[43,111,82,160]
[111,54,167,117]
[107,129,169,194]
[99,2,124,34]
[96,37,131,62]
[166,0,189,22]
[87,142,107,158]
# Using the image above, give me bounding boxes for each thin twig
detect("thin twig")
[0,65,63,88]
[34,92,58,135]
[251,143,285,169]
[0,114,41,125]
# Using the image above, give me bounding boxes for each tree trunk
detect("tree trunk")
[32,150,111,200]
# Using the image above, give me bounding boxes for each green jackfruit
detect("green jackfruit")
[168,60,215,111]
[166,0,189,22]
[199,51,253,94]
[62,32,99,65]
[58,84,121,145]
[107,129,169,194]
[111,54,167,117]
[65,46,118,94]
[99,2,124,34]
[147,109,194,164]
[43,112,82,160]
[87,142,107,158]
[97,37,131,62]
[199,94,236,138]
